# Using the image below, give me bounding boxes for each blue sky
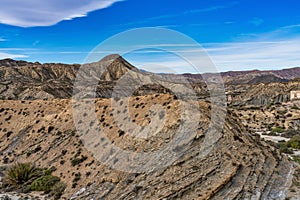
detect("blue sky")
[0,0,300,73]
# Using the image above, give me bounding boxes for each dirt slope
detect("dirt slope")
[0,94,294,199]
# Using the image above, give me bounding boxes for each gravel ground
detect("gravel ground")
[0,192,46,200]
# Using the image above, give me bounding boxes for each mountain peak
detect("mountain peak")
[95,54,139,81]
[99,54,122,62]
[97,54,138,72]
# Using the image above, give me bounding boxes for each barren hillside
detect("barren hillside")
[0,56,299,199]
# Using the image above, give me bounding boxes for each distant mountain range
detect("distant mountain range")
[0,55,300,100]
[183,67,300,85]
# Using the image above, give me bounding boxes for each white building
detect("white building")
[290,91,300,101]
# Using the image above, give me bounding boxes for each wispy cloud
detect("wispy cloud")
[0,48,36,51]
[0,37,6,42]
[153,21,236,29]
[281,23,300,29]
[204,39,300,71]
[184,1,239,14]
[114,1,239,28]
[0,0,123,27]
[0,52,28,59]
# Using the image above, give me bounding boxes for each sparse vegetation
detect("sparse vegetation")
[277,143,293,154]
[3,163,41,187]
[26,151,32,157]
[2,162,66,198]
[292,155,300,164]
[61,149,67,155]
[272,127,285,133]
[73,172,81,182]
[281,129,299,138]
[50,182,67,199]
[277,135,300,155]
[291,105,299,110]
[71,155,88,166]
[30,175,60,192]
[286,135,300,149]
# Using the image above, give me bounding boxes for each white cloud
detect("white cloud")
[0,52,28,59]
[132,59,202,74]
[0,0,122,27]
[204,39,300,71]
[0,48,35,51]
[0,37,6,42]
[124,37,300,73]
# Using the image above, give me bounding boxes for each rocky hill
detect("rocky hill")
[226,80,300,106]
[247,74,289,84]
[0,55,190,100]
[0,94,297,199]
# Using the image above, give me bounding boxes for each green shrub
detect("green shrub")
[73,172,81,182]
[4,163,41,186]
[272,127,285,133]
[278,143,293,154]
[44,169,52,176]
[277,135,300,154]
[71,155,87,166]
[50,182,67,200]
[292,156,300,164]
[71,158,81,166]
[26,151,32,157]
[291,141,300,149]
[281,129,299,138]
[2,162,66,198]
[30,175,60,192]
[287,135,300,149]
[291,105,299,110]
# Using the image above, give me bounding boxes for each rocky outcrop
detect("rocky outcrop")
[248,74,289,84]
[0,59,78,100]
[227,81,300,106]
[0,94,295,199]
